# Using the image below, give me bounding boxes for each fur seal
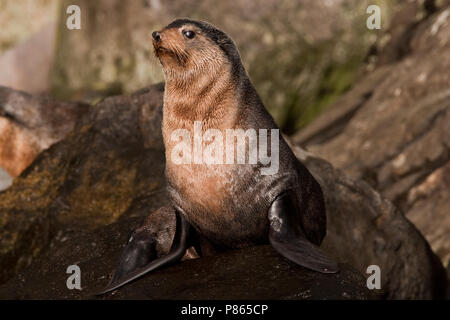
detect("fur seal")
[98,18,338,295]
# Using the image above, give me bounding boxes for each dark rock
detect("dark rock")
[0,216,377,300]
[294,5,450,272]
[447,263,450,300]
[0,84,164,284]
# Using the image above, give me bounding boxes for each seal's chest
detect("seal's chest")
[166,162,238,202]
[166,162,270,247]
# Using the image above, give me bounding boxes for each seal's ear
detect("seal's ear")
[268,191,339,274]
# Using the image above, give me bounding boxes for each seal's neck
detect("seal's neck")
[163,64,239,129]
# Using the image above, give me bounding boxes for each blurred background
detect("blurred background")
[0,0,449,299]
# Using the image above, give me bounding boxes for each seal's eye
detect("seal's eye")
[182,30,195,39]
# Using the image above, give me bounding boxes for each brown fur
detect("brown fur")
[156,23,247,238]
[151,19,326,250]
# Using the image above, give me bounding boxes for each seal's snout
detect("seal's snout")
[152,31,161,43]
[152,30,166,58]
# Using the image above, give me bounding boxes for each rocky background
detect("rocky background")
[0,0,449,299]
[294,0,450,278]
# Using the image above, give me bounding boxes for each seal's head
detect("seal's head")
[152,19,243,79]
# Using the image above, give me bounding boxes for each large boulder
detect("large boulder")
[0,84,165,284]
[294,3,450,270]
[0,84,445,299]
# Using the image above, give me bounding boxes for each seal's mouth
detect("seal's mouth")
[152,42,171,57]
[152,42,188,66]
[153,46,170,57]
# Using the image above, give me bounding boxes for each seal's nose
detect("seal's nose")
[152,31,161,42]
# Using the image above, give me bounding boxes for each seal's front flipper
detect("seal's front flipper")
[96,210,191,295]
[105,227,157,289]
[268,192,339,274]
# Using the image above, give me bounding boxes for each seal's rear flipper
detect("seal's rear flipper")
[268,192,339,274]
[96,210,191,295]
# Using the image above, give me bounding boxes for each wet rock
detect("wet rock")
[0,216,377,300]
[294,4,450,270]
[0,84,164,284]
[0,86,89,177]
